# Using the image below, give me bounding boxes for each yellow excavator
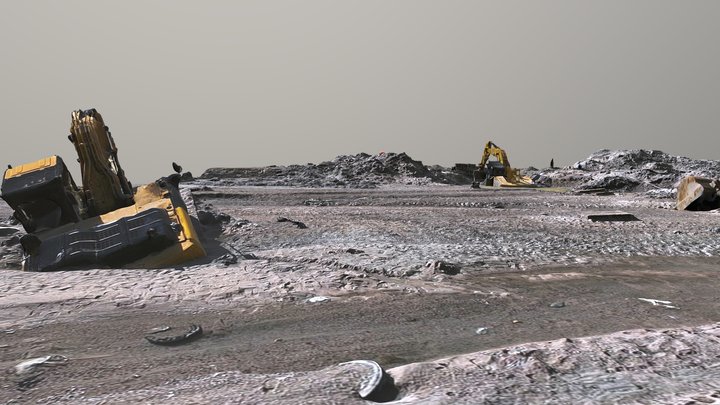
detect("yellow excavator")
[1,109,206,271]
[471,141,535,188]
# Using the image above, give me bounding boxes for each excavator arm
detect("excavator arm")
[69,109,134,216]
[478,141,511,170]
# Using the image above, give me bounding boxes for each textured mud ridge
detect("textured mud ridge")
[39,324,720,404]
[390,323,720,404]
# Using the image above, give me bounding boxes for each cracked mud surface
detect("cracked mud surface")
[2,185,720,403]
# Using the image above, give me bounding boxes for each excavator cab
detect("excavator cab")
[2,156,84,233]
[477,160,507,186]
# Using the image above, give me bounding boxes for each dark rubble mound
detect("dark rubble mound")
[199,152,472,188]
[537,149,720,192]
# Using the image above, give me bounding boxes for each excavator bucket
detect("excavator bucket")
[676,176,720,211]
[492,175,537,188]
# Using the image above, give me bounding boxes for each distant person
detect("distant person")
[550,158,554,169]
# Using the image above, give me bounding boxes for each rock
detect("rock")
[425,260,461,275]
[307,296,330,303]
[0,227,19,237]
[550,301,566,308]
[303,199,334,206]
[277,217,307,229]
[1,235,20,247]
[645,188,675,199]
[401,268,420,277]
[578,174,641,191]
[531,173,553,187]
[475,327,490,335]
[540,149,720,192]
[213,253,238,266]
[198,210,232,225]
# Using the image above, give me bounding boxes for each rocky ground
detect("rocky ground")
[529,149,720,196]
[2,150,720,404]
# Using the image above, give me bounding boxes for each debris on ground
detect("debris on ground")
[549,301,566,308]
[213,253,239,266]
[587,211,640,222]
[339,360,397,401]
[197,210,232,225]
[14,355,68,375]
[475,327,490,335]
[147,326,172,334]
[527,149,720,192]
[303,199,336,206]
[277,217,307,229]
[145,324,203,346]
[307,296,331,303]
[425,260,461,275]
[638,298,678,309]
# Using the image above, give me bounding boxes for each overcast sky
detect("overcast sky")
[1,1,719,182]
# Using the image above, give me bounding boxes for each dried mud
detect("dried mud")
[2,185,720,404]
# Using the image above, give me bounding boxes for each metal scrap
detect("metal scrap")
[587,212,640,222]
[14,355,68,375]
[145,324,203,346]
[638,298,678,309]
[277,217,307,229]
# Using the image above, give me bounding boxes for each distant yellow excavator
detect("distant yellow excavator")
[471,141,535,188]
[1,109,206,271]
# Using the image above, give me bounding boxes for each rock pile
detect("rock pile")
[198,149,720,194]
[533,149,720,193]
[200,152,471,188]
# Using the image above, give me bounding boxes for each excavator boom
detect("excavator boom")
[69,109,134,216]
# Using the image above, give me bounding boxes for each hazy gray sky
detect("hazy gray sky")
[1,1,719,182]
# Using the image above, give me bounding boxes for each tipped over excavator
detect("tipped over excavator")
[471,141,536,188]
[1,109,206,271]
